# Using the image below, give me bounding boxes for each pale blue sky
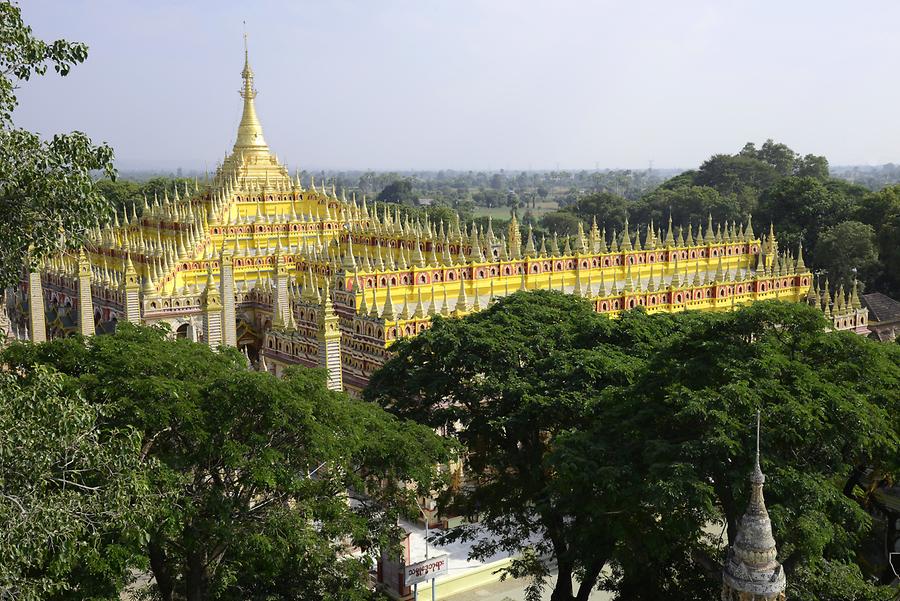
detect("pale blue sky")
[15,0,900,171]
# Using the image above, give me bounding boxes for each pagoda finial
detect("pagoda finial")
[243,22,249,67]
[233,27,268,153]
[753,409,763,484]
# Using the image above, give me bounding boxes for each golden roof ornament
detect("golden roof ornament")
[234,28,268,153]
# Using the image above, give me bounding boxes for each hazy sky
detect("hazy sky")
[15,0,900,171]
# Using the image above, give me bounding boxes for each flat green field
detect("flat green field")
[473,201,559,220]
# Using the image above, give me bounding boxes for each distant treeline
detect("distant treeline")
[530,141,900,298]
[830,163,900,191]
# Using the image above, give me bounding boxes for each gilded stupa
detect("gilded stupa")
[6,40,817,395]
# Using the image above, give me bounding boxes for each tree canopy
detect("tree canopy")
[814,221,880,289]
[528,139,898,297]
[3,324,453,600]
[366,291,900,601]
[0,0,115,287]
[0,366,149,600]
[375,178,417,206]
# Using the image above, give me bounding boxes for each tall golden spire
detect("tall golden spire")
[234,27,269,153]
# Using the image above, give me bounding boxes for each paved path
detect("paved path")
[442,572,612,601]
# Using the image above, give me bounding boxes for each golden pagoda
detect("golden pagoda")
[8,41,817,395]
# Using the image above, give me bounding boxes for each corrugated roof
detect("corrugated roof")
[861,293,900,323]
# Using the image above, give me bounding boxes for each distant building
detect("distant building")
[861,292,900,341]
[4,41,815,396]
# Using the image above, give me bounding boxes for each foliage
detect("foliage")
[539,210,582,236]
[695,152,781,195]
[789,560,894,601]
[472,188,506,208]
[3,325,452,601]
[93,177,199,219]
[568,191,630,230]
[639,184,755,228]
[814,221,879,290]
[794,154,830,180]
[375,178,417,205]
[0,365,149,600]
[756,176,855,253]
[856,185,900,296]
[367,291,626,601]
[366,292,900,601]
[597,301,899,600]
[0,0,115,287]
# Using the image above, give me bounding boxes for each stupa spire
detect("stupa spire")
[721,410,786,600]
[233,28,269,153]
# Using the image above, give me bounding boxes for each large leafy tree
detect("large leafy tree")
[0,366,149,600]
[4,325,452,601]
[756,176,855,253]
[856,185,900,297]
[583,301,899,599]
[695,152,781,196]
[0,0,115,287]
[375,178,417,206]
[366,291,685,601]
[568,191,630,230]
[538,210,582,236]
[814,221,880,290]
[794,153,830,180]
[366,292,900,601]
[637,184,752,227]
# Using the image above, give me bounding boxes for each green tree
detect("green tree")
[506,191,520,212]
[657,170,699,191]
[813,221,879,290]
[425,204,457,227]
[367,292,627,601]
[794,153,829,180]
[568,191,630,230]
[756,176,854,255]
[472,188,505,208]
[637,184,751,228]
[588,302,898,599]
[366,293,900,600]
[756,139,797,176]
[4,325,452,601]
[0,1,115,287]
[95,178,141,216]
[694,153,780,196]
[375,179,416,205]
[539,210,582,235]
[137,176,196,205]
[856,185,900,297]
[0,366,149,600]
